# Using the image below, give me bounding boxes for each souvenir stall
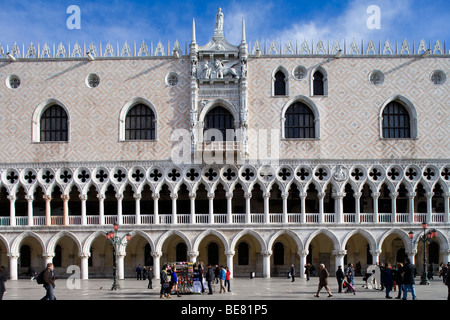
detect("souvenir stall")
[167,262,195,294]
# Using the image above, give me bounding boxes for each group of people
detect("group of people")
[159,263,231,298]
[135,264,155,289]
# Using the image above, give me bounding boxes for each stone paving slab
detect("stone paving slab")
[2,277,448,301]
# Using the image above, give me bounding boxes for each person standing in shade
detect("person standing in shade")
[336,265,345,293]
[0,266,7,300]
[160,264,171,299]
[147,266,154,289]
[206,264,214,295]
[136,264,143,280]
[314,264,333,298]
[382,263,394,299]
[304,263,311,281]
[290,264,295,282]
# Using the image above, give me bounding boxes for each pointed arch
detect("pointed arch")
[379,95,418,139]
[281,95,320,139]
[272,66,289,96]
[119,97,157,141]
[32,98,70,142]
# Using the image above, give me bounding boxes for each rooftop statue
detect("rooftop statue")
[214,7,224,37]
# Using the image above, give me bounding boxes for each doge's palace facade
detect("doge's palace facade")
[0,9,449,280]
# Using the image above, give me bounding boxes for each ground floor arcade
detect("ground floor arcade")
[1,225,449,280]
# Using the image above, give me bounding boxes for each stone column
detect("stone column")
[281,192,288,223]
[116,194,123,225]
[372,192,380,223]
[117,252,126,280]
[300,192,307,224]
[62,194,70,226]
[153,194,160,224]
[207,192,214,224]
[370,250,380,265]
[8,253,19,280]
[189,251,199,263]
[226,192,233,224]
[426,192,434,223]
[98,194,105,225]
[171,193,178,224]
[25,195,34,226]
[299,250,308,278]
[80,253,90,279]
[226,251,235,279]
[189,192,196,224]
[79,194,87,225]
[244,192,251,223]
[261,250,272,278]
[44,195,52,226]
[444,192,450,223]
[408,192,416,223]
[152,252,163,279]
[263,192,270,223]
[354,192,362,223]
[333,192,344,223]
[318,192,325,223]
[390,192,398,223]
[134,193,141,225]
[333,250,347,272]
[7,195,16,226]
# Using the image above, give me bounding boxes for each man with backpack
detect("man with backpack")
[38,263,56,300]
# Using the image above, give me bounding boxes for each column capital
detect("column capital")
[371,192,380,199]
[97,194,105,201]
[133,193,142,200]
[189,251,199,258]
[61,194,70,201]
[116,194,124,201]
[225,192,233,199]
[25,195,34,201]
[79,194,87,201]
[260,250,272,257]
[389,192,399,199]
[226,250,235,256]
[189,192,197,200]
[151,251,163,259]
[152,194,160,200]
[7,195,16,201]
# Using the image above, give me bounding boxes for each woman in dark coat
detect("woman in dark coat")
[0,266,7,300]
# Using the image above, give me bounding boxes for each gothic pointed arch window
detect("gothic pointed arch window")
[125,103,156,140]
[284,101,315,139]
[204,106,235,141]
[238,242,249,265]
[40,104,69,142]
[274,70,287,96]
[313,70,325,96]
[382,101,411,139]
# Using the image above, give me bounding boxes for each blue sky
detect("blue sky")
[0,0,448,53]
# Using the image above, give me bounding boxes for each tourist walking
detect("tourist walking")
[142,266,147,280]
[206,264,214,295]
[214,265,220,284]
[225,267,231,292]
[0,266,7,300]
[40,263,56,300]
[290,264,295,282]
[314,264,333,297]
[219,266,227,293]
[345,263,354,286]
[136,264,143,280]
[393,263,403,299]
[147,266,154,289]
[160,264,171,299]
[402,258,417,300]
[304,263,311,281]
[445,262,450,300]
[336,265,345,293]
[382,263,394,299]
[171,265,181,297]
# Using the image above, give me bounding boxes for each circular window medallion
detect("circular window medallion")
[166,72,179,86]
[430,70,446,85]
[369,70,384,85]
[292,66,307,80]
[86,73,100,88]
[6,75,21,89]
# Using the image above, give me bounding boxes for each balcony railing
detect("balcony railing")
[1,212,447,227]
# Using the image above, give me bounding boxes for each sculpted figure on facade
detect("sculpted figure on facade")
[215,8,224,35]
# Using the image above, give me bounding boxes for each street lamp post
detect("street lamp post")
[408,221,437,285]
[106,222,131,290]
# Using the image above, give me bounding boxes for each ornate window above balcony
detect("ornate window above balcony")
[204,106,235,141]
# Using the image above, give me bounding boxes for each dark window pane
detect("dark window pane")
[40,105,68,142]
[274,71,286,95]
[285,102,315,139]
[125,104,156,140]
[382,101,410,138]
[204,106,235,141]
[313,71,324,95]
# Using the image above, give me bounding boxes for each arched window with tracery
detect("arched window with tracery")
[204,106,234,141]
[284,102,315,139]
[382,101,411,139]
[40,104,68,142]
[125,103,156,140]
[313,70,325,96]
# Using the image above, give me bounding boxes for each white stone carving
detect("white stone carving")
[383,39,393,55]
[0,44,4,58]
[56,42,66,58]
[40,43,51,58]
[366,40,377,55]
[285,40,294,54]
[268,40,278,54]
[137,40,149,56]
[10,42,20,58]
[331,40,340,54]
[316,40,326,54]
[433,39,443,54]
[88,43,97,57]
[121,41,132,57]
[418,39,427,54]
[300,40,310,54]
[252,39,262,55]
[104,42,114,57]
[400,39,411,55]
[71,42,82,57]
[154,41,165,56]
[26,42,37,58]
[350,40,359,55]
